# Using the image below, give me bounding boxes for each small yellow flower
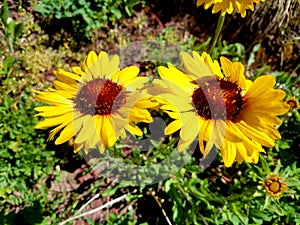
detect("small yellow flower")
[196,0,265,17]
[34,51,153,153]
[286,97,298,110]
[157,51,289,167]
[261,174,288,198]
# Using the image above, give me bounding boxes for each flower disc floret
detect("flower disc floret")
[74,78,127,116]
[192,76,244,121]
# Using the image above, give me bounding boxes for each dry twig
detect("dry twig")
[58,193,128,225]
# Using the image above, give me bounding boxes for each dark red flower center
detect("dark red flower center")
[191,76,244,121]
[264,174,287,196]
[74,78,126,115]
[287,98,298,110]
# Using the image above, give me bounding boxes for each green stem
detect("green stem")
[209,13,225,58]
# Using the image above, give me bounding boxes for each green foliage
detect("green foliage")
[0,89,59,221]
[105,208,147,225]
[208,40,246,62]
[0,0,24,52]
[34,0,145,38]
[0,55,17,86]
[163,157,300,225]
[88,131,190,187]
[219,41,246,62]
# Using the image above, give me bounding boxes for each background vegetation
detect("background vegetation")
[0,0,299,224]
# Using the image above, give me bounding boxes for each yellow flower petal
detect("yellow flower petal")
[236,121,275,147]
[180,52,212,78]
[83,51,98,71]
[101,116,118,147]
[34,91,73,106]
[220,140,236,167]
[75,115,95,144]
[115,66,140,86]
[72,66,85,76]
[35,112,73,129]
[53,80,77,91]
[165,119,181,135]
[35,105,73,117]
[54,69,82,83]
[200,52,223,77]
[127,122,143,136]
[55,122,77,145]
[158,63,195,93]
[220,57,246,88]
[245,75,276,98]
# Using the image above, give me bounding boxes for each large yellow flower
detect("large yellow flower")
[158,51,289,166]
[197,0,265,17]
[35,51,153,153]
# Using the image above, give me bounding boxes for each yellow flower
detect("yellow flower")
[157,51,289,167]
[261,174,288,198]
[34,51,153,153]
[196,0,265,17]
[286,97,298,110]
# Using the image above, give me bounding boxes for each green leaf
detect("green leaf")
[164,179,172,192]
[247,44,260,69]
[124,5,132,16]
[6,19,15,39]
[286,178,300,187]
[127,0,140,7]
[8,141,20,152]
[259,155,271,175]
[268,202,284,216]
[273,160,282,174]
[102,181,128,197]
[0,0,9,26]
[232,203,249,225]
[252,217,263,224]
[263,195,271,210]
[125,193,142,202]
[14,22,24,39]
[1,55,15,73]
[251,208,272,222]
[228,213,241,225]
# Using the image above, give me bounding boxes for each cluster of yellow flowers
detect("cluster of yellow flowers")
[34,0,293,174]
[34,50,289,167]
